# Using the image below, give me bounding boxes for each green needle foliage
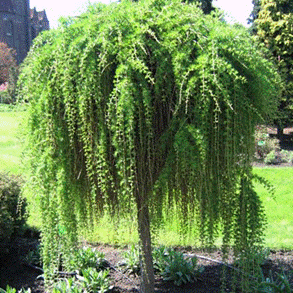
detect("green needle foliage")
[18,0,280,291]
[256,0,293,134]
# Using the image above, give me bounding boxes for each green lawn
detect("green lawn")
[0,111,25,174]
[253,167,293,249]
[0,108,41,228]
[1,109,293,249]
[83,168,293,249]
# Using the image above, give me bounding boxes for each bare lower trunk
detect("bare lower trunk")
[277,125,284,138]
[137,199,155,293]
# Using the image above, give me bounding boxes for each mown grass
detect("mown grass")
[83,168,293,249]
[1,108,293,249]
[0,108,25,174]
[79,208,201,248]
[253,167,293,249]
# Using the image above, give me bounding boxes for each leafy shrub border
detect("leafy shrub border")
[0,172,26,242]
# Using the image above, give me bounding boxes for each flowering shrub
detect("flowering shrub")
[0,82,8,92]
[0,43,18,103]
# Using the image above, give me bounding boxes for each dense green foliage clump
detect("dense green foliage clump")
[256,0,293,133]
[0,172,26,243]
[18,0,280,291]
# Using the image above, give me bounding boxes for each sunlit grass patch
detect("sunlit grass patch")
[0,111,24,174]
[253,167,293,249]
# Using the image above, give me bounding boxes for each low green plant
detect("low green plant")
[120,245,204,285]
[69,247,107,273]
[264,151,279,165]
[152,246,168,274]
[0,286,31,293]
[25,244,42,266]
[0,104,11,112]
[0,103,27,112]
[52,277,81,293]
[52,254,110,292]
[154,247,203,286]
[0,286,16,293]
[79,268,111,293]
[119,245,140,275]
[0,89,13,104]
[257,270,293,293]
[263,149,293,165]
[0,172,26,241]
[279,150,293,164]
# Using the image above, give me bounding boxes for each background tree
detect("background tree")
[256,0,293,136]
[133,0,215,14]
[195,0,215,14]
[248,0,261,33]
[18,0,280,292]
[0,42,18,103]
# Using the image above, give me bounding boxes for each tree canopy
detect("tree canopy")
[18,0,280,291]
[248,0,261,33]
[0,42,17,84]
[0,42,18,102]
[195,0,214,14]
[256,0,293,134]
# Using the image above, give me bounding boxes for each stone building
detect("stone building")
[0,0,49,63]
[30,7,49,40]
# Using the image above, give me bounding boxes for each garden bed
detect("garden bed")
[1,237,293,292]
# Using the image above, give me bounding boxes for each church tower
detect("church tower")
[0,0,31,63]
[0,0,49,64]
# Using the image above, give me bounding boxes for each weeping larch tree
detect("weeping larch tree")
[18,0,280,292]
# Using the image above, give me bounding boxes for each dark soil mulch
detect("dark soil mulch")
[1,237,293,293]
[0,237,44,293]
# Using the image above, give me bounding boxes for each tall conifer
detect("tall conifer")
[256,0,293,135]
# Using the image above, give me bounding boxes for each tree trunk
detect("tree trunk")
[137,197,155,293]
[277,125,284,138]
